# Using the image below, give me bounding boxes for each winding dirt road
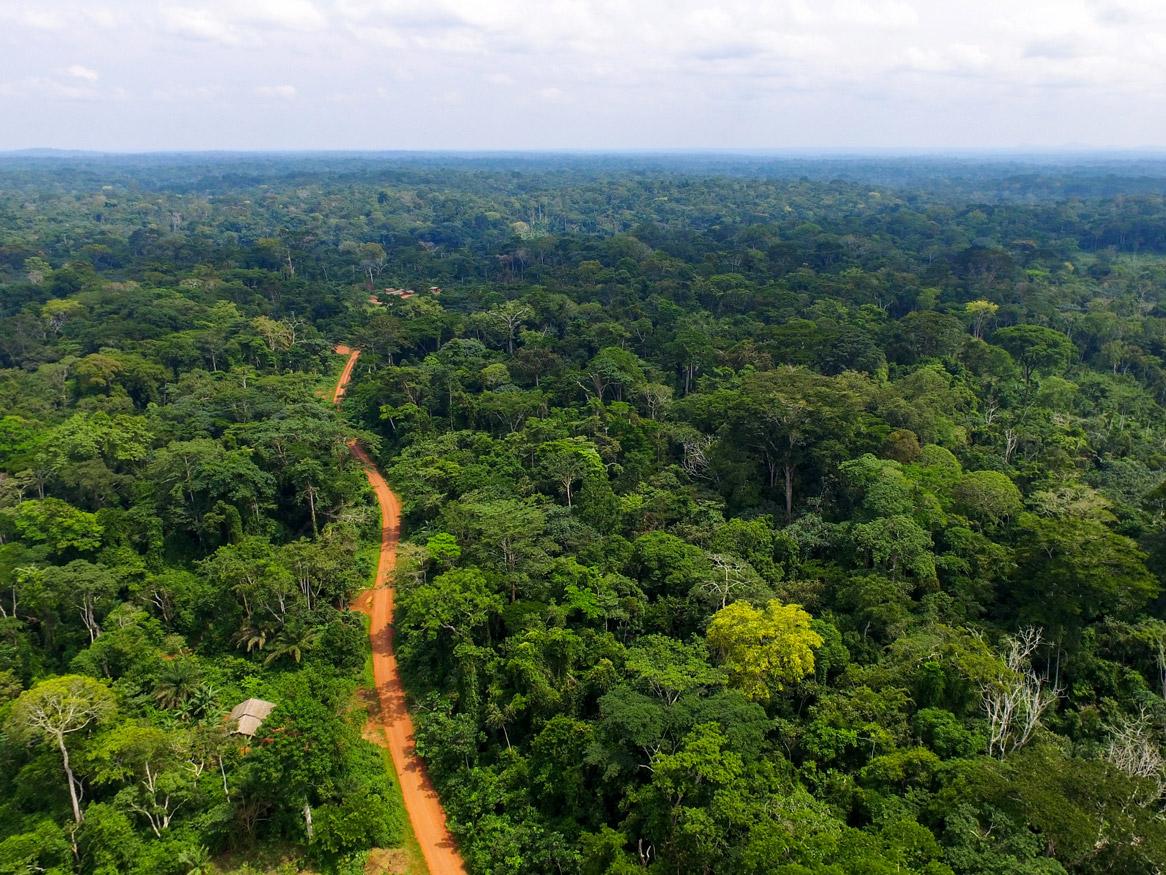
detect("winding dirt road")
[332,345,467,875]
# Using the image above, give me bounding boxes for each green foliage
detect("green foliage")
[912,708,982,759]
[312,790,403,862]
[1012,515,1158,643]
[624,635,723,704]
[4,155,1166,874]
[2,497,103,556]
[951,471,1022,528]
[993,324,1074,382]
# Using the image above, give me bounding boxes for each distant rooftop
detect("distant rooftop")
[228,698,275,737]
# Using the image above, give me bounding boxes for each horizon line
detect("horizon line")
[6,146,1166,159]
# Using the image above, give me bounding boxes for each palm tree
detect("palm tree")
[262,623,321,666]
[234,623,269,654]
[153,660,202,712]
[177,844,213,875]
[179,683,218,721]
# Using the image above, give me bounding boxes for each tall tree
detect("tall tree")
[7,675,116,825]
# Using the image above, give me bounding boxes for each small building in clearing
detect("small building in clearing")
[228,698,275,737]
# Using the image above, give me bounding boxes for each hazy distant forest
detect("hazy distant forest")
[4,152,1166,874]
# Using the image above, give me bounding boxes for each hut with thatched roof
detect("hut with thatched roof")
[228,698,275,737]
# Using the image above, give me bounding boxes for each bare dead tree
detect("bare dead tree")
[1103,707,1165,802]
[127,761,185,837]
[637,382,673,421]
[1156,635,1166,702]
[486,302,533,354]
[699,554,758,610]
[1003,428,1020,465]
[982,627,1061,757]
[679,432,712,479]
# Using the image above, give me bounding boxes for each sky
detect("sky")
[1,0,1165,152]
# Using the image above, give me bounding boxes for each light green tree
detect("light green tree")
[624,635,724,704]
[952,470,1023,527]
[706,599,822,702]
[965,299,999,339]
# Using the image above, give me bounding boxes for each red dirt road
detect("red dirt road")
[331,344,360,405]
[333,346,467,875]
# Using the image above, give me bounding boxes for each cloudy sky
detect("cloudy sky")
[1,0,1164,151]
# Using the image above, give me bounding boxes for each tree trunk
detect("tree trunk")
[303,801,314,840]
[57,732,83,824]
[307,486,318,537]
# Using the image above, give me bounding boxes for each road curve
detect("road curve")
[332,345,467,875]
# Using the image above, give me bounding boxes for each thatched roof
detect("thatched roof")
[228,698,275,737]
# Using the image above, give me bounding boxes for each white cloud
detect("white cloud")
[161,6,243,44]
[65,64,99,81]
[158,1,324,46]
[4,0,1166,149]
[0,8,67,30]
[237,0,327,32]
[0,76,119,102]
[903,44,991,76]
[254,84,297,98]
[0,4,118,31]
[832,0,919,29]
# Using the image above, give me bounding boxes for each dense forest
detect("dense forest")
[4,153,1166,874]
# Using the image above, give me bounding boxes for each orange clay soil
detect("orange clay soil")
[333,345,467,875]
